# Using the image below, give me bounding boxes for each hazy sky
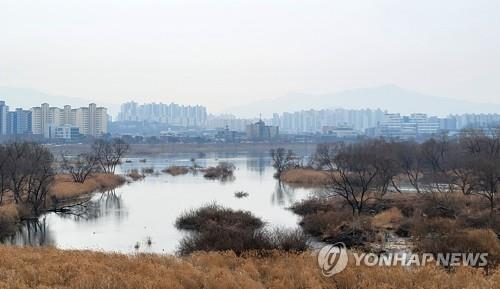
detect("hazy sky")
[1,0,499,112]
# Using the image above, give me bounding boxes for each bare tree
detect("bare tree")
[460,129,500,214]
[23,143,55,214]
[0,146,9,205]
[371,141,403,197]
[5,142,31,203]
[393,141,425,194]
[61,152,99,183]
[92,138,130,173]
[0,143,55,213]
[319,142,380,218]
[270,148,296,179]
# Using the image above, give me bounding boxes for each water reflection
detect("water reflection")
[58,190,127,222]
[3,218,54,246]
[2,155,315,253]
[271,182,296,206]
[246,156,269,175]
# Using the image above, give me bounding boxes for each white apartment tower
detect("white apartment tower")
[31,103,108,138]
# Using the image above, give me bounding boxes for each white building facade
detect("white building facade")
[31,103,108,138]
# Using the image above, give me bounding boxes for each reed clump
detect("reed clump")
[50,173,126,200]
[280,169,330,187]
[162,166,190,176]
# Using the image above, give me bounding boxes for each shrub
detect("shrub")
[0,204,19,238]
[412,218,500,267]
[266,228,309,252]
[126,169,145,181]
[234,191,249,198]
[371,207,404,230]
[178,224,270,255]
[178,225,309,255]
[289,198,337,216]
[175,203,264,232]
[202,162,235,180]
[299,211,346,237]
[141,167,155,174]
[162,166,189,176]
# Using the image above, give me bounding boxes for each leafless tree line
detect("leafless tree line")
[61,138,130,183]
[0,139,129,216]
[313,129,500,217]
[0,142,54,214]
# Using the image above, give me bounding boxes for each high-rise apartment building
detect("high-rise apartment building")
[31,103,108,138]
[117,101,207,127]
[0,101,9,136]
[7,108,32,136]
[272,108,385,134]
[378,113,441,139]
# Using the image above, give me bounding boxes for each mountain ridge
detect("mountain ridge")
[223,85,500,118]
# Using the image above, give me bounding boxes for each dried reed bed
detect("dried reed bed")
[371,207,405,230]
[0,246,499,289]
[162,166,190,176]
[50,173,126,200]
[280,169,330,187]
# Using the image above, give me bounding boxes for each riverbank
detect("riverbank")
[50,173,127,200]
[0,246,497,289]
[47,142,319,156]
[0,172,127,239]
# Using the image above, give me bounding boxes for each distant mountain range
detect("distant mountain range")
[0,87,118,115]
[224,85,500,118]
[2,85,499,120]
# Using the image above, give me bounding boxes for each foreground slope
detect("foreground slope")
[1,246,500,289]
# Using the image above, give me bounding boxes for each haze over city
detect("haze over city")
[1,1,500,288]
[2,0,500,115]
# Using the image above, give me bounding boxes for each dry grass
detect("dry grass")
[50,173,126,200]
[162,166,190,176]
[280,169,330,187]
[371,207,404,230]
[0,246,499,289]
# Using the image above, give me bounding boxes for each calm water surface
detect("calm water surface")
[5,153,318,253]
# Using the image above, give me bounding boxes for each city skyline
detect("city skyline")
[0,100,108,140]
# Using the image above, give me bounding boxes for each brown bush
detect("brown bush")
[175,203,264,232]
[0,205,19,238]
[300,210,350,237]
[162,166,189,176]
[289,197,338,216]
[280,169,330,187]
[413,217,500,267]
[127,169,145,181]
[202,162,235,180]
[178,225,309,255]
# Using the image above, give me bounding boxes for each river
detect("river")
[2,152,319,254]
